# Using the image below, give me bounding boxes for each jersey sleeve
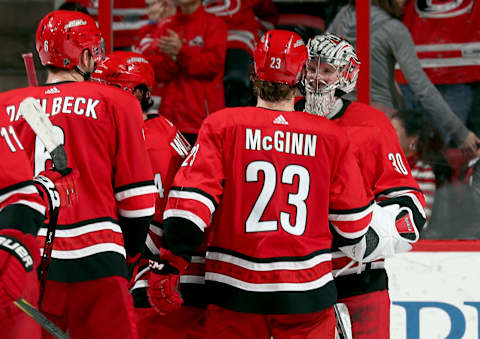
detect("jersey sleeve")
[163,116,223,255]
[363,125,427,234]
[111,95,156,219]
[0,125,46,235]
[328,133,374,246]
[145,120,191,256]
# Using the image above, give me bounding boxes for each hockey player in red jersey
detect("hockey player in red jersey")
[91,51,203,339]
[145,29,376,338]
[5,10,156,339]
[303,33,427,339]
[0,110,77,338]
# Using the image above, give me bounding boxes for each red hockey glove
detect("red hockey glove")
[147,249,189,315]
[0,229,40,308]
[34,168,79,221]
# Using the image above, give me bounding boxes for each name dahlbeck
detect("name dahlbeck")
[245,128,317,157]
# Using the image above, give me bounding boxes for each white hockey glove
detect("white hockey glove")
[340,204,418,263]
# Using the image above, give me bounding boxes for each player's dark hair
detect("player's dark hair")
[348,0,404,19]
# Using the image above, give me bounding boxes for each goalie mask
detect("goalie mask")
[36,10,105,75]
[304,33,360,118]
[92,51,155,112]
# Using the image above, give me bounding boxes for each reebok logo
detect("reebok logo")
[273,114,288,125]
[45,87,60,95]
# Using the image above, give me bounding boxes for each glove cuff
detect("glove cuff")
[0,229,40,271]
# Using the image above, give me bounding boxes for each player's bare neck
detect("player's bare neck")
[46,69,83,84]
[256,97,294,112]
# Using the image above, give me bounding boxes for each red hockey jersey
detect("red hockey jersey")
[129,116,207,308]
[331,101,426,298]
[396,0,480,84]
[204,0,278,55]
[163,106,374,314]
[145,5,227,134]
[0,106,46,233]
[6,82,156,283]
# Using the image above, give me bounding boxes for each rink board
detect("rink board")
[386,240,480,339]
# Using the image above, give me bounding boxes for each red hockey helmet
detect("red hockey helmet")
[36,10,105,70]
[91,51,155,91]
[253,29,308,85]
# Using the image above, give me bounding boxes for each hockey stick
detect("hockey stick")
[18,97,68,303]
[22,53,39,87]
[334,303,353,339]
[14,298,70,339]
[19,97,68,173]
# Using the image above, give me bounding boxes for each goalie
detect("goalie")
[300,32,427,339]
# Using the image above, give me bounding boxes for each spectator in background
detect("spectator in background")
[204,0,278,107]
[327,0,480,157]
[132,0,176,116]
[145,0,227,145]
[397,0,480,147]
[390,109,451,222]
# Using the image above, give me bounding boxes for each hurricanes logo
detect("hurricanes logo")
[415,0,474,18]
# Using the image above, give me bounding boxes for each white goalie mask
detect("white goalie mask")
[304,33,360,118]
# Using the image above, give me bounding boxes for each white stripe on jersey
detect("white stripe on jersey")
[145,233,159,255]
[168,190,216,214]
[118,206,155,218]
[180,275,205,284]
[130,279,148,292]
[0,185,38,203]
[115,185,158,201]
[332,260,385,277]
[330,222,369,240]
[42,243,126,259]
[12,200,46,215]
[205,271,333,292]
[163,209,207,232]
[149,224,163,237]
[37,220,122,237]
[191,256,206,264]
[206,251,331,272]
[329,204,373,222]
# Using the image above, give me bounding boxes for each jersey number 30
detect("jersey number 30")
[246,161,310,236]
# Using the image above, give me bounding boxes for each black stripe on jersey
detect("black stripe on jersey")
[335,267,388,299]
[0,180,35,196]
[163,216,204,261]
[113,180,155,194]
[329,222,366,248]
[169,186,219,208]
[206,280,337,314]
[132,287,150,308]
[329,199,374,215]
[207,246,331,263]
[54,216,118,229]
[181,283,208,308]
[0,204,45,236]
[46,252,128,282]
[378,195,427,233]
[375,186,423,199]
[150,219,163,228]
